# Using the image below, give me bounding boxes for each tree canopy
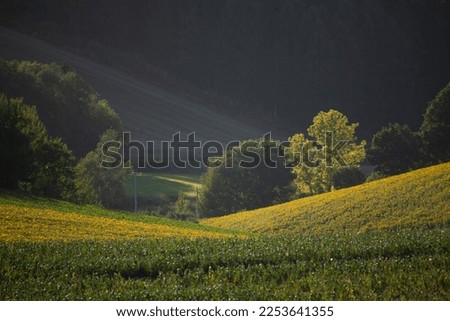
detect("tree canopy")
[0,59,121,157]
[200,139,294,217]
[420,82,450,164]
[74,129,130,208]
[368,123,422,176]
[287,110,366,195]
[0,93,75,198]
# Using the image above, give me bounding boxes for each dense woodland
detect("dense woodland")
[1,0,449,138]
[0,61,129,207]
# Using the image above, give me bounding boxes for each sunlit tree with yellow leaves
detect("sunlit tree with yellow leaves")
[287,109,366,195]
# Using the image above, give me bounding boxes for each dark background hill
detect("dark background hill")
[1,0,449,139]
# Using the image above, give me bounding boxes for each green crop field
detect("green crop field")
[1,230,448,300]
[1,163,449,300]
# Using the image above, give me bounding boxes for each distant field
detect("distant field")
[0,193,244,242]
[125,172,202,199]
[202,162,450,235]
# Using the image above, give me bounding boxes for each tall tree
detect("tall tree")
[74,129,130,208]
[368,123,422,176]
[287,110,366,195]
[420,82,450,164]
[0,93,75,198]
[0,94,32,188]
[200,139,294,217]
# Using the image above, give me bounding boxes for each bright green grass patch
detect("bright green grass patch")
[202,162,450,235]
[125,172,201,198]
[1,228,448,300]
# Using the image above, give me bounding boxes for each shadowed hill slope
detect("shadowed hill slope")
[0,27,263,151]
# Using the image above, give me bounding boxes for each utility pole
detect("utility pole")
[134,170,137,213]
[195,187,199,217]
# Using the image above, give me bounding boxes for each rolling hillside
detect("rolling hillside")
[202,162,450,235]
[0,193,243,242]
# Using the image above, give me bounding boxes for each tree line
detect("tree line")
[0,60,129,207]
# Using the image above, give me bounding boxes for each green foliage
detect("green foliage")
[200,140,294,217]
[75,130,130,208]
[23,136,75,199]
[0,59,121,157]
[0,95,30,188]
[0,229,448,300]
[365,171,386,183]
[368,123,423,176]
[174,192,195,216]
[420,82,450,164]
[331,167,365,190]
[288,110,366,195]
[0,93,75,198]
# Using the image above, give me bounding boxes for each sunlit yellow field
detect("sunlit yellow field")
[202,162,450,235]
[0,204,233,242]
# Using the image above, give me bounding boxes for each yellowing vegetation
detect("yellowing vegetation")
[202,162,450,235]
[0,204,233,242]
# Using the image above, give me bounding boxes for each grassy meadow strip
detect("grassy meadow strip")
[124,172,201,198]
